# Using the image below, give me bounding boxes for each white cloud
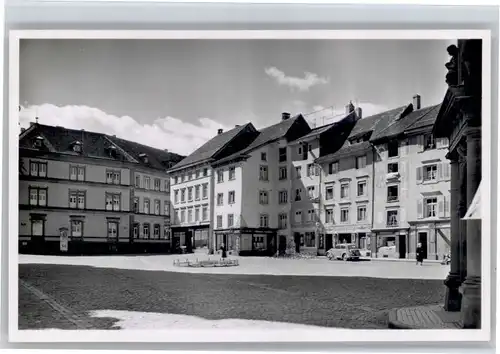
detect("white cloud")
[19,104,231,156]
[265,67,329,92]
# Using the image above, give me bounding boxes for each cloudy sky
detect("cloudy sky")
[19,38,453,156]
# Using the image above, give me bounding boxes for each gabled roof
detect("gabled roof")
[370,104,441,142]
[350,106,407,140]
[212,114,309,166]
[171,123,254,171]
[315,141,372,164]
[296,122,335,142]
[19,123,184,171]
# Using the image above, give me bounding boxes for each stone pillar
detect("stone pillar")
[444,154,462,311]
[461,127,481,328]
[457,145,468,282]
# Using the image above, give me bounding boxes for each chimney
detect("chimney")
[413,94,421,110]
[355,107,362,119]
[164,149,169,153]
[282,112,291,121]
[235,125,240,128]
[345,101,355,115]
[217,129,223,135]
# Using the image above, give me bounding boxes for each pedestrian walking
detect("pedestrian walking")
[220,242,227,260]
[416,242,425,266]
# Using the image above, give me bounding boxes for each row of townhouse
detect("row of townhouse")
[170,95,451,260]
[19,123,184,254]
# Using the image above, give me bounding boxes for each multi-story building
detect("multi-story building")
[289,106,359,255]
[19,122,183,254]
[210,113,312,256]
[168,124,259,253]
[370,95,451,260]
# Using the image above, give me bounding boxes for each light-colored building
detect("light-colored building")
[168,124,260,253]
[19,123,183,254]
[370,95,451,260]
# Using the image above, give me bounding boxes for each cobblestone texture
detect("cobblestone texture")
[388,304,462,329]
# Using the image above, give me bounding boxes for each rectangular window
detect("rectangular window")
[229,167,236,180]
[202,184,208,199]
[69,191,85,209]
[203,168,208,177]
[307,186,315,199]
[228,214,234,227]
[194,185,200,200]
[307,209,316,222]
[253,236,265,250]
[164,179,169,192]
[188,171,193,181]
[181,188,186,202]
[295,166,302,178]
[278,190,288,204]
[357,181,367,197]
[143,199,150,214]
[388,141,399,158]
[328,161,339,175]
[77,167,85,181]
[181,209,186,223]
[340,208,349,223]
[294,210,302,223]
[259,191,269,204]
[153,224,160,239]
[154,200,160,215]
[424,164,438,181]
[424,134,436,150]
[106,170,121,184]
[107,221,118,240]
[302,143,309,160]
[259,165,269,181]
[259,214,269,228]
[69,166,78,180]
[133,223,139,239]
[228,191,235,204]
[217,170,224,183]
[216,215,223,228]
[31,219,44,236]
[325,185,334,200]
[340,183,349,199]
[425,197,438,217]
[181,174,186,182]
[154,178,161,191]
[305,232,315,247]
[356,155,367,169]
[279,147,287,162]
[144,177,151,189]
[279,166,287,180]
[295,188,302,201]
[30,161,47,177]
[195,207,200,221]
[135,175,141,188]
[388,162,399,173]
[217,193,224,206]
[188,187,193,201]
[163,201,169,216]
[261,152,267,161]
[70,220,83,237]
[326,208,334,223]
[195,170,200,179]
[29,187,47,207]
[357,206,367,222]
[307,164,315,177]
[142,223,150,239]
[188,208,193,223]
[133,197,139,213]
[387,185,399,202]
[387,210,399,227]
[174,190,179,204]
[278,213,287,229]
[202,205,208,221]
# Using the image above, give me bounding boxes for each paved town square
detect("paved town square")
[19,254,449,330]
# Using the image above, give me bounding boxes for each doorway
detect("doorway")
[398,234,406,259]
[325,234,333,251]
[418,232,428,259]
[294,233,301,253]
[278,236,287,255]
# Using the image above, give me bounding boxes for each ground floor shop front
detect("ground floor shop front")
[320,224,372,256]
[213,228,278,256]
[171,225,210,253]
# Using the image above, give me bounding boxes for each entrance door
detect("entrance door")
[278,236,287,254]
[185,230,193,253]
[325,234,333,251]
[294,233,301,253]
[418,232,428,259]
[398,234,406,259]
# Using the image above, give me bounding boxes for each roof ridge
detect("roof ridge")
[404,104,441,131]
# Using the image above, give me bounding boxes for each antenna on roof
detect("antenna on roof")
[35,117,39,124]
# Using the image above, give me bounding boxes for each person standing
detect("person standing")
[220,242,227,260]
[416,242,425,266]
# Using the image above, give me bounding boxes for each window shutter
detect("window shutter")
[416,167,423,184]
[443,163,451,181]
[444,195,450,217]
[417,135,424,152]
[438,196,445,218]
[437,163,444,181]
[417,199,423,219]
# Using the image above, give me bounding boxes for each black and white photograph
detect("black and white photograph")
[9,30,491,342]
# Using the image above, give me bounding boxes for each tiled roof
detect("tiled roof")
[404,104,442,132]
[171,123,253,170]
[213,115,307,165]
[351,106,407,139]
[298,122,335,141]
[315,141,372,164]
[19,123,184,171]
[370,104,441,142]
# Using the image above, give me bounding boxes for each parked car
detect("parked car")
[326,243,361,261]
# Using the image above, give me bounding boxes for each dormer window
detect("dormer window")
[72,141,82,153]
[33,136,44,148]
[139,153,149,164]
[108,145,117,158]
